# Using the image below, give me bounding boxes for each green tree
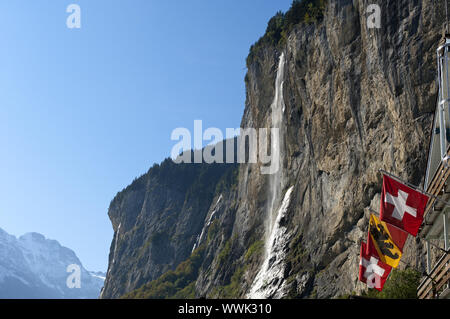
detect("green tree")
[363,268,422,299]
[246,0,328,66]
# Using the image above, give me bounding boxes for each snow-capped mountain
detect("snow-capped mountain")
[0,227,104,299]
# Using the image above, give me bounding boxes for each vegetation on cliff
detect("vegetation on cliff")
[362,268,422,299]
[338,268,422,299]
[246,0,327,66]
[122,245,205,299]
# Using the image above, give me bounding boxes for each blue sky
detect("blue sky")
[0,0,292,271]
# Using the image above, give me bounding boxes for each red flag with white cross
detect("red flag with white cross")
[380,174,429,237]
[359,242,392,291]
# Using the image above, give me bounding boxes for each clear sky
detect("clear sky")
[0,0,292,272]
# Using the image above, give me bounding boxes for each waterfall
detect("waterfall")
[103,222,121,298]
[192,195,222,252]
[248,186,294,298]
[248,52,292,299]
[267,52,286,236]
[111,223,121,265]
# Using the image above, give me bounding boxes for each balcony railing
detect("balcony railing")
[418,252,450,299]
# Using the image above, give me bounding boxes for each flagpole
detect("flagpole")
[397,258,428,276]
[355,253,425,274]
[367,208,412,234]
[368,208,379,217]
[379,169,433,196]
[418,236,450,254]
[379,169,450,208]
[367,208,449,254]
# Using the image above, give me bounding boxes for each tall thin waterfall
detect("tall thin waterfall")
[111,223,121,265]
[267,52,286,238]
[248,53,293,299]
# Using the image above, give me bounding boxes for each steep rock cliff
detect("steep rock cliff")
[102,0,445,299]
[100,156,238,298]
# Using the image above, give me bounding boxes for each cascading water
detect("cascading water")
[102,222,121,298]
[248,186,294,298]
[111,223,121,266]
[267,52,286,237]
[248,52,293,299]
[192,195,222,252]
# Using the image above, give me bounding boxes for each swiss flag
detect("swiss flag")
[359,242,392,291]
[380,174,429,237]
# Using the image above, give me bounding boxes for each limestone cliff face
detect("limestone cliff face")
[102,0,445,299]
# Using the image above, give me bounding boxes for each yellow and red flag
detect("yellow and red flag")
[366,214,408,268]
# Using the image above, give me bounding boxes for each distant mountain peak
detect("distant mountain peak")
[0,228,104,299]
